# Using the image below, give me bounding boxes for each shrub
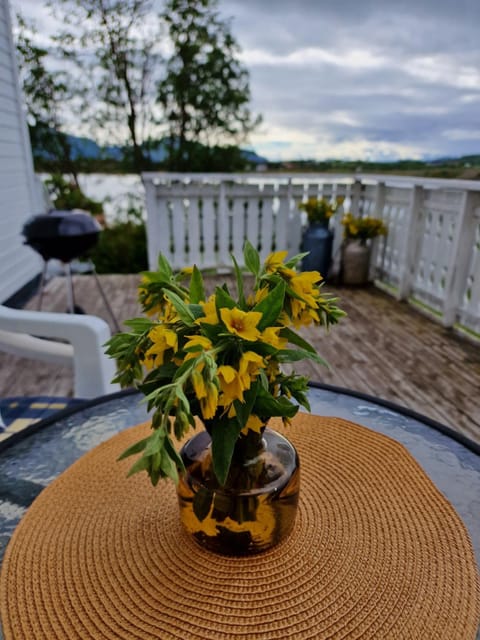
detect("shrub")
[89,221,148,274]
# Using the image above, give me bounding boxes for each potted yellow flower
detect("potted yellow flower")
[106,242,345,555]
[341,213,387,285]
[299,196,344,277]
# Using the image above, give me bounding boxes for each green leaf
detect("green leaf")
[276,348,330,367]
[189,303,205,319]
[284,251,309,268]
[189,265,205,303]
[157,254,173,279]
[254,387,299,418]
[149,468,161,487]
[279,327,317,354]
[172,356,198,380]
[215,286,236,313]
[164,435,185,474]
[244,240,260,276]
[144,428,165,456]
[231,253,246,308]
[233,382,259,428]
[253,280,286,331]
[258,369,269,390]
[163,289,195,325]
[126,454,151,477]
[160,451,179,484]
[123,318,153,332]
[291,389,311,412]
[117,436,151,461]
[193,487,213,521]
[199,322,223,342]
[211,418,244,485]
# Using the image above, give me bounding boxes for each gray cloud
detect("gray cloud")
[219,0,480,159]
[12,0,480,160]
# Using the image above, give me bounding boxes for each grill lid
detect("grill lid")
[23,210,101,262]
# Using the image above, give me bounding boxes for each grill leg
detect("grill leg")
[91,266,121,332]
[37,261,49,311]
[65,263,76,314]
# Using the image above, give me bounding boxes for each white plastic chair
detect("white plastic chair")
[0,305,119,398]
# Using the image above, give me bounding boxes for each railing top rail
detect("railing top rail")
[142,172,480,192]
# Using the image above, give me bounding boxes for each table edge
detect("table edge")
[1,383,479,457]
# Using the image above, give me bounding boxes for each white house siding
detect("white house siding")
[0,0,42,303]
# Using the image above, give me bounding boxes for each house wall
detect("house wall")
[0,0,42,303]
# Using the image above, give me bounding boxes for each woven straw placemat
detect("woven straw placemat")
[1,414,479,639]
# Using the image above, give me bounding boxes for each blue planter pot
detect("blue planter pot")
[301,223,334,278]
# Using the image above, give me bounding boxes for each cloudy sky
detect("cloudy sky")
[12,0,480,161]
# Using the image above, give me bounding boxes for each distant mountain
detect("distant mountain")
[36,131,268,165]
[241,149,268,165]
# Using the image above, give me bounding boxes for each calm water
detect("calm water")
[40,173,146,225]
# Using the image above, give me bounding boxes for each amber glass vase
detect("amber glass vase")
[177,427,300,555]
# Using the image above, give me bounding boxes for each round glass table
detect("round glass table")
[0,384,479,639]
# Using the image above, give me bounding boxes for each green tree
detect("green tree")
[50,0,162,173]
[15,15,79,184]
[157,0,260,171]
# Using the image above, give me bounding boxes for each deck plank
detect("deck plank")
[1,274,479,444]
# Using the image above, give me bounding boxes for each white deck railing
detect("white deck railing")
[142,172,480,335]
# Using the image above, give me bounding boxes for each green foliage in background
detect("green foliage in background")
[89,221,148,274]
[45,174,104,215]
[88,197,148,274]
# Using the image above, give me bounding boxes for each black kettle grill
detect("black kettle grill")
[22,210,119,330]
[23,210,101,262]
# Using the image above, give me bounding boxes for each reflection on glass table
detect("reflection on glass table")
[0,384,479,638]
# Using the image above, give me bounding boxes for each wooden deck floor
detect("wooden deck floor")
[1,274,479,444]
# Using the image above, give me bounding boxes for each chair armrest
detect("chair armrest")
[0,306,119,398]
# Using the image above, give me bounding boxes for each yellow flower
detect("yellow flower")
[196,295,218,325]
[184,335,213,359]
[260,327,287,349]
[218,365,245,405]
[191,369,207,400]
[292,307,320,329]
[239,351,264,389]
[220,307,262,341]
[200,382,218,420]
[266,360,280,382]
[143,325,178,368]
[290,270,322,295]
[277,311,291,327]
[247,286,269,307]
[159,300,179,323]
[138,285,162,317]
[289,271,322,310]
[241,414,264,435]
[145,304,162,318]
[264,250,288,273]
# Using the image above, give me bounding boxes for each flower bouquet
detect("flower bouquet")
[341,213,387,243]
[106,242,344,553]
[299,196,344,225]
[340,214,387,285]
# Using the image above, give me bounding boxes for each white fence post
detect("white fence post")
[217,181,230,267]
[442,190,479,327]
[350,179,362,217]
[370,181,386,279]
[397,185,424,300]
[143,177,160,269]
